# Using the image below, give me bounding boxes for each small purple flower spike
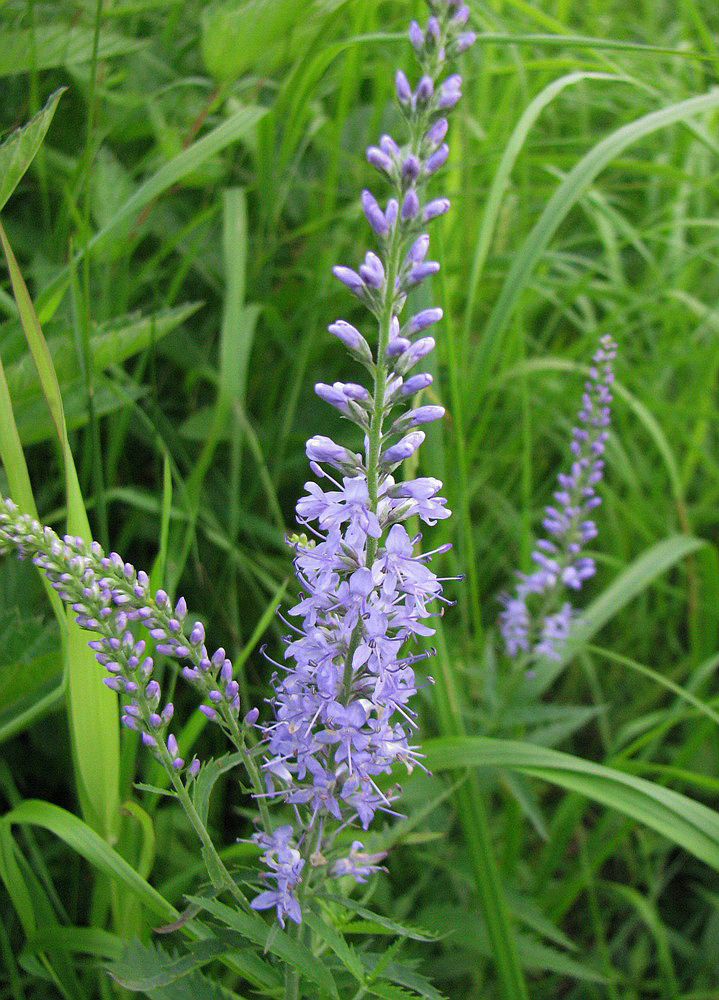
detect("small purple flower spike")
[499,335,617,661]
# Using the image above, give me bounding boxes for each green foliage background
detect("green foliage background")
[2,0,719,997]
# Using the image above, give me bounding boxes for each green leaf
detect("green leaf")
[466,88,719,419]
[23,926,124,962]
[2,800,177,922]
[0,824,86,997]
[424,736,719,871]
[317,895,437,942]
[4,303,201,404]
[462,71,625,346]
[0,88,65,213]
[201,0,318,82]
[37,105,268,320]
[107,937,231,990]
[304,909,365,985]
[361,952,449,1000]
[191,752,243,827]
[0,608,63,744]
[185,894,340,999]
[13,376,144,447]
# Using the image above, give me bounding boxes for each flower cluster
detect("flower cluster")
[251,0,474,926]
[499,335,617,660]
[0,503,244,770]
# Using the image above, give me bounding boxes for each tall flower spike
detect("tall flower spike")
[499,335,617,661]
[254,1,474,926]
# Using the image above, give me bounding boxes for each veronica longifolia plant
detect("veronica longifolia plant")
[0,0,475,942]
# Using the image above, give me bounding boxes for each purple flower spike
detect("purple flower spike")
[332,265,365,297]
[406,261,440,287]
[409,20,424,52]
[415,74,434,105]
[453,31,476,54]
[408,405,445,425]
[499,336,617,661]
[401,373,434,396]
[425,118,449,147]
[359,251,385,289]
[367,145,393,175]
[244,0,473,926]
[422,198,450,222]
[436,74,462,110]
[425,144,449,176]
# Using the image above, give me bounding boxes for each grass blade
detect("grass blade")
[0,87,65,213]
[0,222,120,841]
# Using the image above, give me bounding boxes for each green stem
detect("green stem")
[158,739,248,908]
[223,708,273,831]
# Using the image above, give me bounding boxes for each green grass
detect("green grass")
[2,0,719,996]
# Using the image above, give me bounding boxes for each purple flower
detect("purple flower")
[499,336,617,661]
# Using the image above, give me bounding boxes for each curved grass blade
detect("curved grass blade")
[461,72,626,355]
[424,736,719,871]
[36,104,268,321]
[0,222,120,840]
[527,534,706,695]
[465,88,719,436]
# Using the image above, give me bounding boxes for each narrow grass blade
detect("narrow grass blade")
[462,72,624,353]
[432,623,529,999]
[465,88,719,432]
[528,534,706,695]
[0,222,120,841]
[2,800,175,921]
[424,736,719,871]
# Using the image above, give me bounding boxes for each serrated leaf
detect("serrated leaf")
[185,894,340,999]
[201,846,227,891]
[366,984,416,1000]
[362,953,448,1000]
[318,894,437,942]
[304,909,365,984]
[107,937,230,990]
[0,88,65,212]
